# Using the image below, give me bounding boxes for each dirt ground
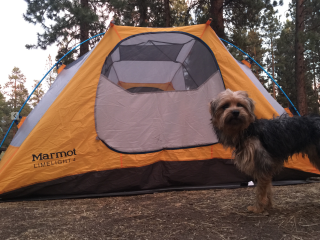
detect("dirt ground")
[1,183,320,240]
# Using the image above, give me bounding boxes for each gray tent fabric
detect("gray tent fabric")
[216,36,287,116]
[236,61,286,116]
[100,32,221,92]
[11,48,95,147]
[95,32,225,153]
[95,72,224,153]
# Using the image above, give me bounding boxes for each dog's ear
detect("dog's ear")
[209,99,218,117]
[236,91,255,112]
[235,90,249,98]
[246,96,255,113]
[224,89,234,95]
[243,93,256,120]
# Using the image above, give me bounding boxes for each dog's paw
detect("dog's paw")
[247,205,264,213]
[247,205,256,212]
[266,202,273,209]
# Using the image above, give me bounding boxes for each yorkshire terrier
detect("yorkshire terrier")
[209,89,320,213]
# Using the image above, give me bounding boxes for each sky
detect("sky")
[0,1,291,93]
[0,1,60,92]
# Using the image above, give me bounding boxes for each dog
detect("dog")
[209,89,320,213]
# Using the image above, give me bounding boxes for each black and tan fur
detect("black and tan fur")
[209,89,320,213]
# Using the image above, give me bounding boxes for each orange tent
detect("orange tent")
[0,22,318,200]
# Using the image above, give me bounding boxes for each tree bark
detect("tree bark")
[139,0,148,27]
[210,0,225,38]
[164,0,171,27]
[271,39,276,99]
[14,79,17,110]
[313,59,319,113]
[295,0,308,115]
[80,0,89,57]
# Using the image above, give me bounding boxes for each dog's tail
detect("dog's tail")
[305,143,320,171]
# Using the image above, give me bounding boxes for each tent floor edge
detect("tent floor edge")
[0,179,314,203]
[0,159,318,202]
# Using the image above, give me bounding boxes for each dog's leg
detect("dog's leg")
[248,175,272,213]
[245,140,274,213]
[265,177,273,209]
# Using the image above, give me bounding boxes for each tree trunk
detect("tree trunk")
[295,0,308,115]
[80,0,89,57]
[210,0,225,38]
[13,78,17,136]
[14,79,16,110]
[313,59,319,113]
[139,0,148,27]
[164,0,171,27]
[271,39,276,99]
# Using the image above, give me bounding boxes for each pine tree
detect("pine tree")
[261,8,282,99]
[5,67,27,111]
[44,55,57,90]
[286,0,320,115]
[303,0,320,113]
[4,68,32,137]
[275,15,319,115]
[305,33,320,113]
[0,89,12,148]
[30,80,45,108]
[111,0,181,27]
[171,0,192,26]
[23,0,110,64]
[112,0,151,26]
[210,0,224,38]
[294,0,308,115]
[191,0,283,39]
[275,20,297,109]
[164,0,171,27]
[228,28,266,86]
[149,0,170,27]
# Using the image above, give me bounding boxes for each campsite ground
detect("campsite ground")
[1,183,320,240]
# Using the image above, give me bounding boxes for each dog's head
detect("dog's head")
[209,89,255,135]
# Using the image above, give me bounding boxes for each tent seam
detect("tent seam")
[112,25,123,40]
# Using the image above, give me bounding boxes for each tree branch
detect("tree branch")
[305,23,320,32]
[223,0,236,8]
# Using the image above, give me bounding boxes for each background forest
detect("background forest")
[1,0,319,147]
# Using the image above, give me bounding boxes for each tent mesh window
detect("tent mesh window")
[100,32,220,93]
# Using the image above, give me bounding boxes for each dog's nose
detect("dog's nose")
[232,110,240,117]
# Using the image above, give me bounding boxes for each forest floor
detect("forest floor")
[1,182,320,240]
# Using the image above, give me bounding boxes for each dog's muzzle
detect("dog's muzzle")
[232,110,240,117]
[225,110,243,125]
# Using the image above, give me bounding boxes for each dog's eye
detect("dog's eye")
[237,103,244,108]
[222,103,229,109]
